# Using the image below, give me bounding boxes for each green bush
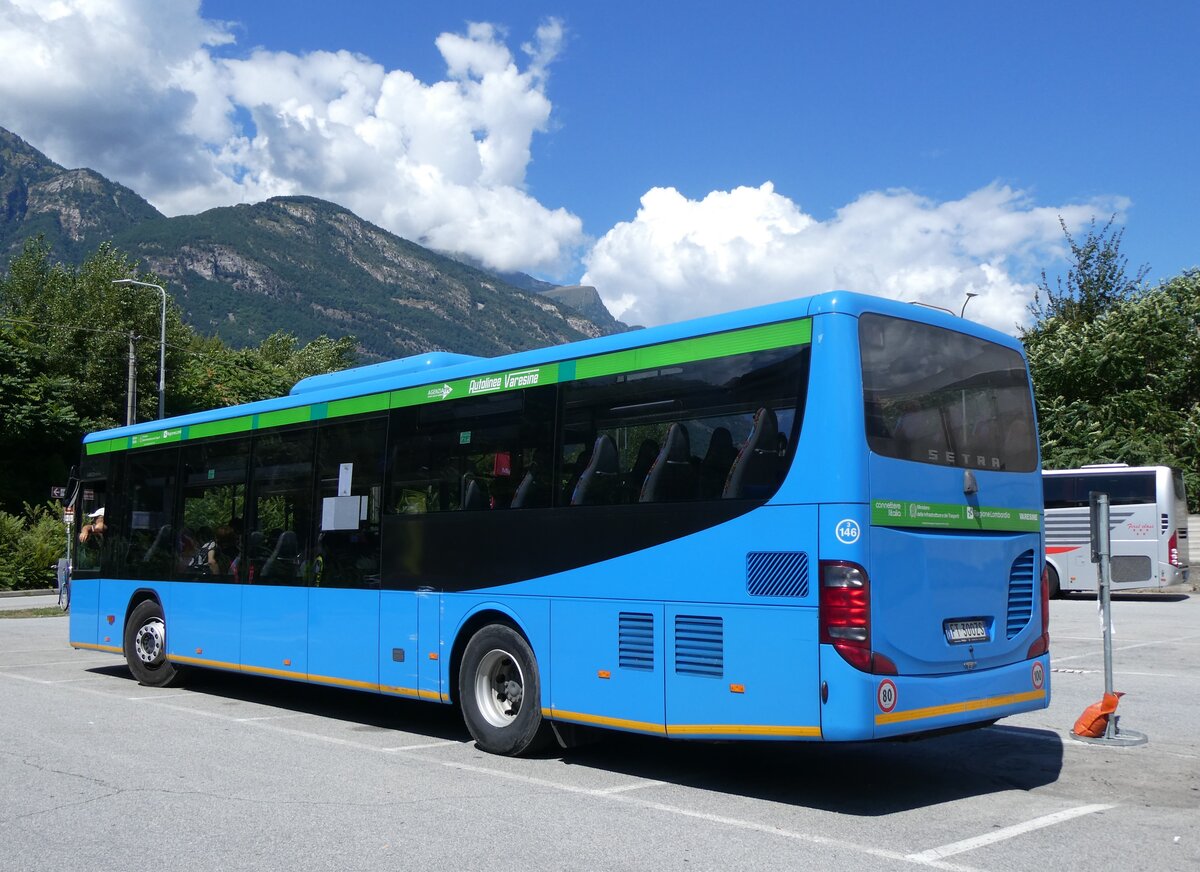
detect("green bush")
[0,503,67,590]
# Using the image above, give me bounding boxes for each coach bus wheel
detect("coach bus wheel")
[1047,565,1062,599]
[124,600,182,688]
[459,624,552,756]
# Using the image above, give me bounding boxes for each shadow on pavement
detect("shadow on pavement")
[88,661,1062,815]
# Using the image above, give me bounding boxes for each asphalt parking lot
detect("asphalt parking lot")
[1,593,1197,872]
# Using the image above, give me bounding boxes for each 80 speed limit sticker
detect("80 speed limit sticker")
[877,678,898,713]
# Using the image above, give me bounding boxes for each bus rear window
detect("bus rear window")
[860,313,1038,472]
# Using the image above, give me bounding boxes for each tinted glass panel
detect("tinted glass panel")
[315,417,386,588]
[1043,472,1156,509]
[180,440,248,582]
[560,346,807,505]
[860,314,1038,472]
[250,428,316,586]
[122,448,179,579]
[389,386,556,514]
[74,456,110,575]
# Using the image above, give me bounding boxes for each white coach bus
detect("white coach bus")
[1042,464,1190,596]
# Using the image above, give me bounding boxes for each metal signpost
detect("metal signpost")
[1076,491,1148,746]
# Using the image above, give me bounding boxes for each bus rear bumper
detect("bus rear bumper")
[820,647,1050,740]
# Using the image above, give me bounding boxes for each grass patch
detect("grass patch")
[0,607,66,619]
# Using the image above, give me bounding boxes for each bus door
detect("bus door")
[306,419,387,688]
[241,429,314,679]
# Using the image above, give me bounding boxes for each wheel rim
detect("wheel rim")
[474,648,525,728]
[134,618,166,666]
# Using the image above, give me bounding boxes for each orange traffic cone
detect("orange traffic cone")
[1073,691,1124,738]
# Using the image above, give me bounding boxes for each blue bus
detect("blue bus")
[68,291,1050,755]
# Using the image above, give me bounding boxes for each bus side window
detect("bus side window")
[316,417,386,589]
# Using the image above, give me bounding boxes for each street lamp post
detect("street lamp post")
[112,279,167,420]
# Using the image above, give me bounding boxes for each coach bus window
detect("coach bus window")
[180,440,248,583]
[859,314,1038,472]
[1043,472,1155,509]
[250,428,316,585]
[560,346,807,505]
[314,417,386,588]
[388,386,556,514]
[123,448,179,580]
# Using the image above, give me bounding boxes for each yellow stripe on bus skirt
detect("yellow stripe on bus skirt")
[544,707,821,738]
[874,689,1047,726]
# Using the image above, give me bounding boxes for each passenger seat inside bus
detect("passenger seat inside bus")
[640,423,696,502]
[261,530,301,582]
[698,427,736,499]
[571,434,619,505]
[723,408,779,499]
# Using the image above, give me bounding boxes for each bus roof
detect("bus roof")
[84,289,1025,446]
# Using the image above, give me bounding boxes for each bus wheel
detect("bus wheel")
[459,624,551,756]
[1047,565,1062,599]
[124,600,182,688]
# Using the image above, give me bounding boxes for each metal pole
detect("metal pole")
[157,284,166,420]
[126,331,137,426]
[112,279,167,419]
[1095,493,1117,736]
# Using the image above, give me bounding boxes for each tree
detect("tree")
[1023,269,1200,509]
[0,238,358,515]
[1027,215,1150,326]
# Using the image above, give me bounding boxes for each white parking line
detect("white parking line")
[234,714,308,722]
[1052,634,1200,664]
[0,659,97,669]
[382,740,465,751]
[126,693,190,701]
[591,780,666,794]
[906,804,1115,862]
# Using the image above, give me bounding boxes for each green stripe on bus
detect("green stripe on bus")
[575,318,811,380]
[327,392,390,419]
[187,415,254,440]
[392,362,563,409]
[256,406,314,429]
[130,428,184,449]
[871,499,1042,532]
[86,437,127,455]
[88,318,811,454]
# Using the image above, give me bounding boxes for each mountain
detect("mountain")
[0,126,623,360]
[113,196,628,358]
[0,128,163,264]
[443,257,630,332]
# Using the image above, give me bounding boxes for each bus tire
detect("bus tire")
[1047,565,1062,599]
[459,624,552,756]
[124,600,182,688]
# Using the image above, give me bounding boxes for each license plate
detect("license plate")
[944,618,988,644]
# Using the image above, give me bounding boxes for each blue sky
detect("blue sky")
[1,1,1195,331]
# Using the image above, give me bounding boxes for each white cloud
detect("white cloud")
[0,1,1128,313]
[0,0,582,273]
[582,182,1125,333]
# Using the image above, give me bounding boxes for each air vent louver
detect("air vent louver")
[619,612,655,671]
[675,615,723,677]
[1006,549,1036,639]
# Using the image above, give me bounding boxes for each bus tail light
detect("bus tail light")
[819,561,896,675]
[1028,564,1051,659]
[1169,531,1181,567]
